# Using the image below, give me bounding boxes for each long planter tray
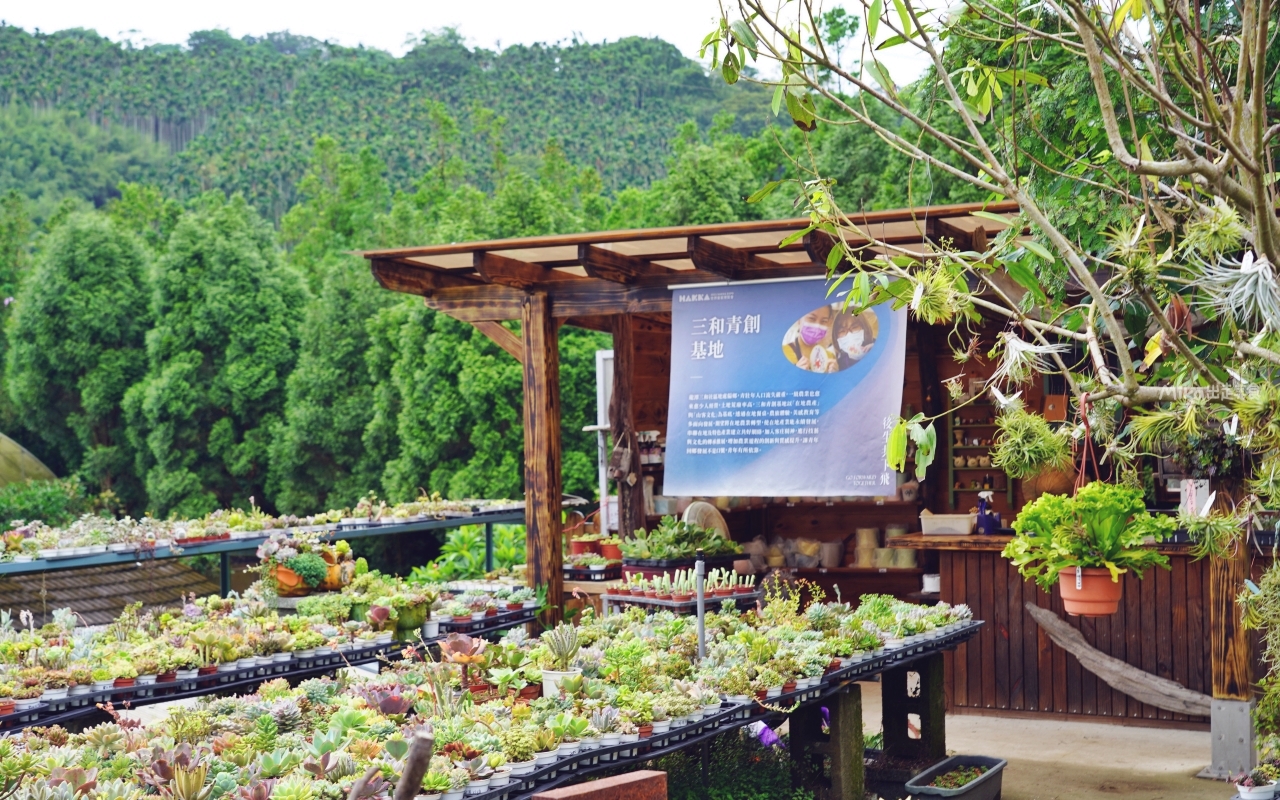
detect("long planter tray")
[903,754,1007,799]
[621,554,741,569]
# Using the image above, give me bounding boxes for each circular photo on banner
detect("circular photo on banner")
[781,304,879,373]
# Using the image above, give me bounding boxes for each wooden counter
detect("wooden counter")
[885,532,1195,555]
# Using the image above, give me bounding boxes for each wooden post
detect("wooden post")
[1210,546,1252,700]
[522,292,563,622]
[828,684,865,800]
[609,315,645,537]
[882,654,946,763]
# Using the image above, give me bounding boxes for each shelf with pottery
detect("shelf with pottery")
[945,395,1015,511]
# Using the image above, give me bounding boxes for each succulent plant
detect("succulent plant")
[540,623,579,671]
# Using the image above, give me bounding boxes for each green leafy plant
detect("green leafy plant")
[991,406,1072,479]
[1001,482,1176,590]
[618,518,741,560]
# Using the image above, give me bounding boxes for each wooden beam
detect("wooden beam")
[521,292,563,623]
[476,251,577,289]
[425,282,672,321]
[578,244,669,284]
[470,321,523,363]
[688,236,751,278]
[370,258,479,295]
[610,315,646,536]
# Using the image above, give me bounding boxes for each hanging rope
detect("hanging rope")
[1074,392,1101,493]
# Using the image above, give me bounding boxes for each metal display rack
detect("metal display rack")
[0,609,537,733]
[473,620,985,800]
[0,508,530,595]
[601,590,761,616]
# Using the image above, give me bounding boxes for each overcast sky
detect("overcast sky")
[5,1,931,77]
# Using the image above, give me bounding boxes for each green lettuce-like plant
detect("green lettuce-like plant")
[1001,482,1176,590]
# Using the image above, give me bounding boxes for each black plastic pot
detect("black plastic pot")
[903,755,1006,800]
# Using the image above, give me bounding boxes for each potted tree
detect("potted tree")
[1002,482,1176,616]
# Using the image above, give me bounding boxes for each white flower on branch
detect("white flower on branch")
[989,331,1069,387]
[1194,250,1280,329]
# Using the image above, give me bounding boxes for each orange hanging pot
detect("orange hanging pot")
[1057,568,1122,616]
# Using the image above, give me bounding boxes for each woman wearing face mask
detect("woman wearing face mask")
[833,311,875,370]
[784,306,838,372]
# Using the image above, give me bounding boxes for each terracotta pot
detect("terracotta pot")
[507,602,523,611]
[321,550,338,566]
[673,593,693,602]
[197,665,218,676]
[1024,468,1077,502]
[518,683,542,701]
[755,690,768,702]
[734,585,754,594]
[782,681,797,693]
[485,608,498,617]
[656,593,672,601]
[825,659,843,674]
[452,615,472,624]
[1057,567,1122,616]
[601,543,623,561]
[644,590,658,598]
[0,700,13,716]
[637,723,653,738]
[157,672,177,683]
[113,678,136,688]
[467,683,492,695]
[271,564,310,597]
[569,539,600,556]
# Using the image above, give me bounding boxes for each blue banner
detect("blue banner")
[663,279,907,497]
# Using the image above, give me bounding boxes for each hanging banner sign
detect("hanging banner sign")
[663,279,907,497]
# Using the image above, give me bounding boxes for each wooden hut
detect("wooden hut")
[362,201,1252,755]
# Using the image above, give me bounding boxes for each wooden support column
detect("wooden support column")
[522,292,563,622]
[829,684,865,800]
[609,315,645,536]
[882,654,947,762]
[1211,546,1252,700]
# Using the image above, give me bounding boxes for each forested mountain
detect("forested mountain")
[0,26,771,219]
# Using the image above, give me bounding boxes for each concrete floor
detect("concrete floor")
[857,681,1226,800]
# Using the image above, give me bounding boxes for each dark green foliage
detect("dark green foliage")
[267,141,396,513]
[5,213,150,502]
[0,106,166,226]
[0,477,89,526]
[408,524,526,582]
[124,195,306,516]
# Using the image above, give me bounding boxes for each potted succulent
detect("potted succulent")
[13,684,42,711]
[548,713,589,756]
[0,683,14,716]
[499,728,537,775]
[569,533,602,556]
[109,659,138,688]
[421,771,452,800]
[600,536,623,561]
[539,623,581,697]
[531,728,559,766]
[444,601,471,625]
[1001,482,1176,616]
[1238,768,1279,800]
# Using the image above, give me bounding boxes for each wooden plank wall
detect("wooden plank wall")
[940,550,1212,727]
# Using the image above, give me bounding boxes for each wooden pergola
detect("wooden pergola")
[362,201,1018,613]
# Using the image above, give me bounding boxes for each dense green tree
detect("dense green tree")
[124,195,306,516]
[4,213,150,504]
[269,141,396,513]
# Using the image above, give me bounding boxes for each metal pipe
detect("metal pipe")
[696,549,706,660]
